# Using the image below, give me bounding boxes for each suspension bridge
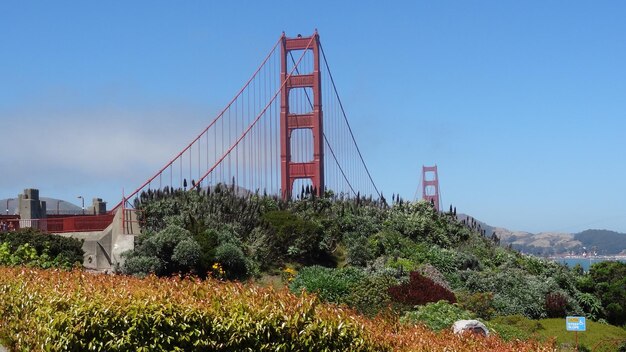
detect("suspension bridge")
[111,30,380,210]
[2,32,384,233]
[1,32,447,270]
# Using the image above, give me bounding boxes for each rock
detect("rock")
[452,319,489,336]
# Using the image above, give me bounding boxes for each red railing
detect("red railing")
[46,214,115,233]
[0,215,114,234]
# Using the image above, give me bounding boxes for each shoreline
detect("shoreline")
[547,255,626,260]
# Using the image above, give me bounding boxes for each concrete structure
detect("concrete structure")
[88,198,107,215]
[58,207,139,272]
[18,188,47,221]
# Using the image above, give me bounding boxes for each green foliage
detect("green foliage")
[344,274,398,316]
[459,269,555,318]
[0,229,83,269]
[262,210,328,264]
[130,186,621,325]
[588,261,626,325]
[400,300,473,331]
[193,228,219,274]
[289,266,366,304]
[344,233,374,266]
[575,292,603,321]
[487,315,543,341]
[386,257,418,273]
[533,318,626,351]
[457,291,496,320]
[215,242,248,280]
[122,224,200,276]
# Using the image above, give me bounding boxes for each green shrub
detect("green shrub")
[215,242,248,279]
[424,246,460,274]
[122,225,200,276]
[289,266,366,304]
[400,300,473,331]
[0,229,83,269]
[588,261,626,325]
[345,233,375,266]
[344,274,398,316]
[263,210,328,264]
[386,257,418,273]
[459,269,561,318]
[457,291,496,320]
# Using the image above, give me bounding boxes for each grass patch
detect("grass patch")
[535,318,626,351]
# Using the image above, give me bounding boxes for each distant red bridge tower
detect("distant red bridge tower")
[421,165,441,211]
[280,32,324,199]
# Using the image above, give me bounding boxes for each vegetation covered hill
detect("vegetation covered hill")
[1,185,625,350]
[123,185,626,327]
[460,215,626,255]
[575,229,626,255]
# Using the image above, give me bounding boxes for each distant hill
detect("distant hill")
[458,214,626,255]
[574,229,626,255]
[0,197,82,216]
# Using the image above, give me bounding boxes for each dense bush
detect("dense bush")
[0,267,556,351]
[122,224,198,276]
[122,224,255,279]
[130,187,616,325]
[344,274,398,316]
[544,292,568,318]
[457,291,496,320]
[262,210,330,264]
[456,269,584,319]
[289,265,366,304]
[400,300,473,331]
[388,271,456,307]
[587,261,626,325]
[0,229,83,269]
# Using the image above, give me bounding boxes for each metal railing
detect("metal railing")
[8,215,115,233]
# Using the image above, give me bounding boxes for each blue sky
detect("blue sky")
[1,1,625,233]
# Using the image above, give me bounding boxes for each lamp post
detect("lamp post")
[77,196,84,215]
[56,200,63,215]
[5,198,14,215]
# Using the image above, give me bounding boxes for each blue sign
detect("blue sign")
[566,316,586,331]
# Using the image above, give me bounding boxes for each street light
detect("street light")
[5,198,14,215]
[77,196,84,215]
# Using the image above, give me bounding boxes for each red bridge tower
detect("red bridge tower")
[280,32,324,199]
[422,165,441,211]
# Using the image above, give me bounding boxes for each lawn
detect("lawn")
[536,318,626,351]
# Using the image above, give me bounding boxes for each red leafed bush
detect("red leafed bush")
[0,267,556,351]
[545,292,568,318]
[388,271,456,306]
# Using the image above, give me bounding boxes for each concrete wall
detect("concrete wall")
[59,207,138,272]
